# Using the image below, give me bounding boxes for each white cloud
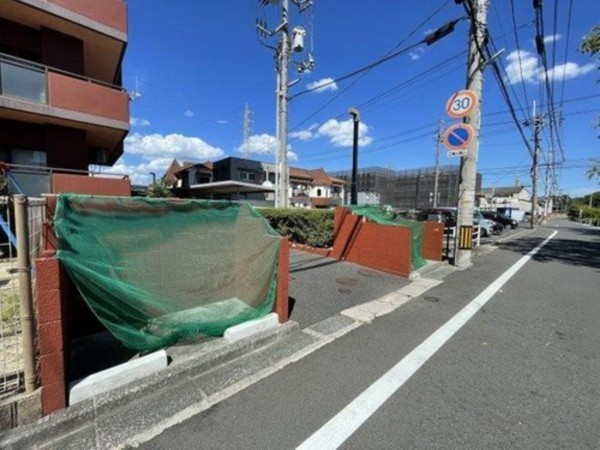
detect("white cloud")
[505,49,597,84]
[306,77,338,93]
[409,47,425,61]
[505,50,540,84]
[545,62,596,81]
[100,158,174,186]
[237,134,297,161]
[130,117,151,127]
[184,109,195,118]
[125,132,225,161]
[543,34,561,44]
[216,119,229,124]
[289,130,314,141]
[317,119,373,147]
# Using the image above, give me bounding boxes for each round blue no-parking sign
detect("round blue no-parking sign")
[443,123,474,151]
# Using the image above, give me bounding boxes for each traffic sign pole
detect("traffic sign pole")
[454,0,488,268]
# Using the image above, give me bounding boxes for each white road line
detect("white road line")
[297,230,558,450]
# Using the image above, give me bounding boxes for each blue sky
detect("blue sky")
[115,0,599,197]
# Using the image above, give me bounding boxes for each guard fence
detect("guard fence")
[0,196,46,399]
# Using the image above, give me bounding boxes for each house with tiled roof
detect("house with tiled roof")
[304,168,345,209]
[164,158,213,188]
[162,156,345,208]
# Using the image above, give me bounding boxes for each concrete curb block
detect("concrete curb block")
[69,350,168,405]
[224,313,280,342]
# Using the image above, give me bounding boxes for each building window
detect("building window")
[317,188,322,197]
[10,149,47,167]
[195,172,210,184]
[239,171,256,182]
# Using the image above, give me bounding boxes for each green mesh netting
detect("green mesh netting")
[53,195,281,351]
[349,205,426,270]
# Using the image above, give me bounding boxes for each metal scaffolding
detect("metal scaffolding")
[330,165,482,210]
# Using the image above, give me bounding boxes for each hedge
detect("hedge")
[258,208,334,248]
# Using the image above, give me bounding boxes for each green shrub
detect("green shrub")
[1,294,21,336]
[258,208,334,248]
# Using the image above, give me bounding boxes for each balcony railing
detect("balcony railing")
[3,163,129,198]
[0,57,46,103]
[0,52,126,104]
[0,52,129,124]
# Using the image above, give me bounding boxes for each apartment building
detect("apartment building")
[0,0,129,193]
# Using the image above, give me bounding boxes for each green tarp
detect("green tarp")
[53,195,281,351]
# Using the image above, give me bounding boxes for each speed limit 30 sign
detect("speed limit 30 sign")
[445,90,478,119]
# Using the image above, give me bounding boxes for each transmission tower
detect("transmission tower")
[242,103,254,159]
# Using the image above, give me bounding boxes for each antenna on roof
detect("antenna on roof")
[128,72,142,101]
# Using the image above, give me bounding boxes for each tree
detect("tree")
[146,179,173,198]
[580,25,600,55]
[587,158,600,183]
[580,26,600,140]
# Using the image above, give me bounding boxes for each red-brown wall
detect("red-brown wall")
[52,174,131,196]
[275,238,290,323]
[36,255,70,415]
[49,0,128,33]
[422,222,444,261]
[48,72,129,123]
[345,222,413,277]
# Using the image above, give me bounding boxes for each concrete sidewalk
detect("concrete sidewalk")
[0,258,455,449]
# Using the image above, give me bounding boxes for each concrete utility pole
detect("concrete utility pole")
[531,100,542,230]
[349,108,360,205]
[454,0,489,268]
[256,0,314,207]
[433,119,444,208]
[276,0,290,207]
[544,148,551,219]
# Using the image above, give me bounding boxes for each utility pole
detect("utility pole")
[543,148,551,219]
[433,119,444,208]
[454,0,488,268]
[256,0,315,208]
[276,0,290,207]
[349,108,360,205]
[531,100,542,230]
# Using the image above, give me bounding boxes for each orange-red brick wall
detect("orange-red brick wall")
[275,238,289,323]
[36,257,70,415]
[52,174,131,196]
[422,221,444,261]
[331,211,361,260]
[344,221,413,277]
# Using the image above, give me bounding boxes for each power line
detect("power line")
[558,0,574,111]
[290,0,454,131]
[509,0,532,120]
[289,18,463,100]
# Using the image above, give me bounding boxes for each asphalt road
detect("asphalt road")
[142,219,599,449]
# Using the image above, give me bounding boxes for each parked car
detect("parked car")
[482,211,518,229]
[416,208,457,227]
[474,210,503,237]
